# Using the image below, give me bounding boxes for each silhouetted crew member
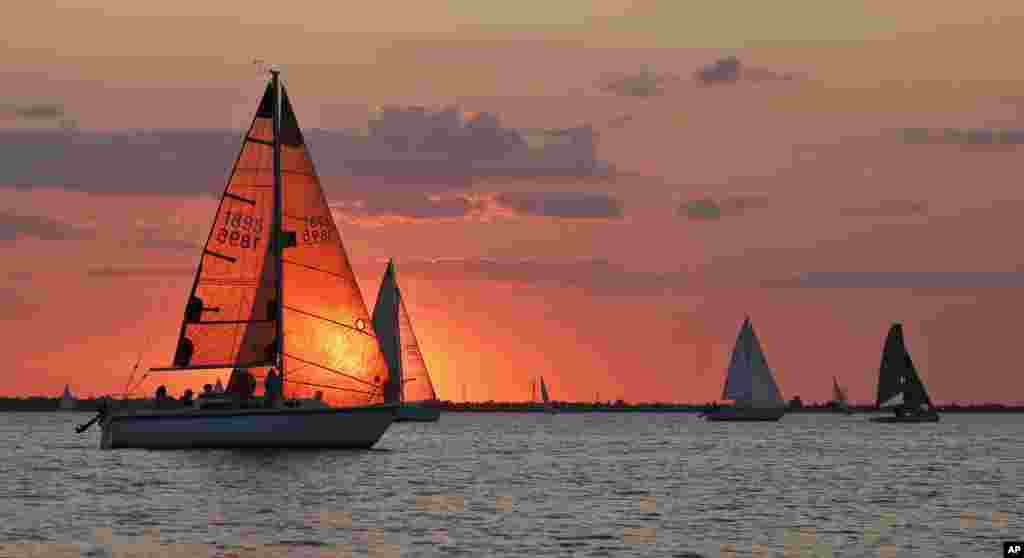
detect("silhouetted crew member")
[264,369,281,408]
[226,368,256,406]
[155,385,169,409]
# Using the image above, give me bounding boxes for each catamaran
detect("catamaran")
[832,376,853,414]
[870,323,939,423]
[372,259,442,422]
[82,70,396,449]
[59,385,76,411]
[703,316,786,421]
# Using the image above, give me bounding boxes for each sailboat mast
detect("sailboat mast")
[393,274,404,403]
[270,69,285,380]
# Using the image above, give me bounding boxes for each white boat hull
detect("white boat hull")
[100,405,396,450]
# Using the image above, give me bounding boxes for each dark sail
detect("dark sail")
[875,323,933,409]
[372,260,403,404]
[371,259,439,404]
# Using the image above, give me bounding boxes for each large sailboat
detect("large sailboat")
[89,70,396,449]
[703,316,786,421]
[372,259,441,423]
[870,323,939,423]
[831,376,853,414]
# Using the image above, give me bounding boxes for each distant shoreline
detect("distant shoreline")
[9,398,1024,414]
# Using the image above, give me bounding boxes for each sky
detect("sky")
[3,2,1024,404]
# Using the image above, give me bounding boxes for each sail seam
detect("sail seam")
[282,353,382,388]
[196,319,275,325]
[150,360,273,372]
[224,192,257,205]
[282,305,373,336]
[203,250,237,263]
[281,378,378,396]
[282,260,353,283]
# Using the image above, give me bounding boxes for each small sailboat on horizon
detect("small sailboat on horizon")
[539,376,557,414]
[372,259,442,423]
[59,384,76,411]
[870,323,939,423]
[703,316,786,421]
[84,70,396,449]
[831,376,853,414]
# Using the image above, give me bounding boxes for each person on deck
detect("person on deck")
[264,369,280,408]
[226,368,256,407]
[181,389,194,407]
[155,385,169,409]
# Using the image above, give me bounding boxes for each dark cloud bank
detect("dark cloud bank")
[332,191,625,222]
[0,106,614,196]
[694,56,797,86]
[678,195,769,221]
[0,211,94,241]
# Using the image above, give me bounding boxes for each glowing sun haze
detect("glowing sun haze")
[3,2,1024,404]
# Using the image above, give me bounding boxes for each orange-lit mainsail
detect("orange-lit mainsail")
[274,85,389,406]
[151,79,390,407]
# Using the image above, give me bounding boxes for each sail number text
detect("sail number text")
[215,211,263,250]
[303,215,333,245]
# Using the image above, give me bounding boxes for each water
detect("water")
[0,412,1019,557]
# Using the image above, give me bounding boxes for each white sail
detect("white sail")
[721,317,784,407]
[879,392,905,408]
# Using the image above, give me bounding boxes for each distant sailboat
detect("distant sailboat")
[372,259,441,423]
[87,70,396,449]
[870,323,939,423]
[539,376,557,414]
[59,385,76,411]
[703,316,786,421]
[832,376,853,414]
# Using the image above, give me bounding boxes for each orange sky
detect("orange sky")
[4,4,1024,404]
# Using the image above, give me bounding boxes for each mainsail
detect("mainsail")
[876,323,932,410]
[372,260,438,404]
[721,317,784,406]
[156,77,389,407]
[540,377,550,404]
[167,82,280,371]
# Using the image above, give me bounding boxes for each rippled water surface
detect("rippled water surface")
[0,412,1020,557]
